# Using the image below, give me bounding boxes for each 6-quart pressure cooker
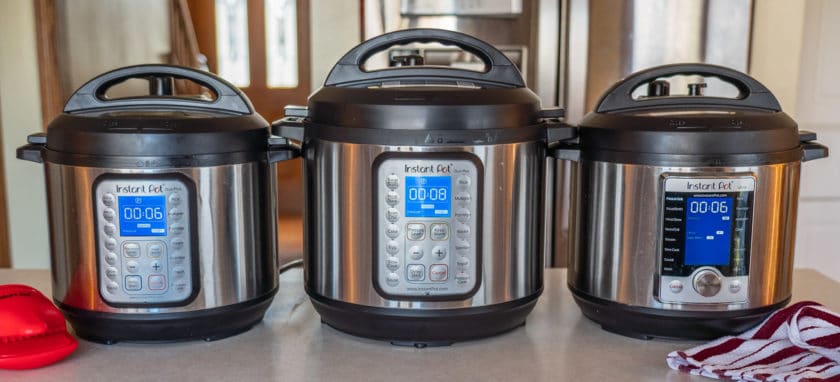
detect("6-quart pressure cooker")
[560,64,829,340]
[275,29,570,346]
[17,65,296,343]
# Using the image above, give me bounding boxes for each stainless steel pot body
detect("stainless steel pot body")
[566,159,801,311]
[45,161,279,314]
[303,138,545,309]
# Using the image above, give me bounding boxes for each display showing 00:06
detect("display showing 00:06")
[688,200,729,214]
[408,187,448,201]
[123,207,164,221]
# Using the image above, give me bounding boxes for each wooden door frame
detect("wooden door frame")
[188,0,312,121]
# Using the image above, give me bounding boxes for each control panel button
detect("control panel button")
[104,238,117,251]
[168,208,184,221]
[173,281,188,293]
[455,225,471,239]
[172,266,186,279]
[429,223,449,241]
[150,260,163,273]
[407,265,425,281]
[729,280,742,294]
[122,242,140,257]
[103,223,116,236]
[454,208,471,223]
[386,241,400,255]
[125,275,142,291]
[429,264,448,282]
[406,223,425,241]
[385,174,399,190]
[170,223,185,235]
[170,252,186,265]
[454,240,471,252]
[668,280,684,294]
[385,256,400,272]
[102,208,116,222]
[102,193,115,207]
[148,243,163,258]
[104,252,118,266]
[455,271,470,285]
[408,246,424,260]
[105,281,119,294]
[693,270,723,297]
[456,256,470,270]
[386,272,400,286]
[171,238,185,250]
[168,192,182,206]
[432,246,448,261]
[386,208,400,223]
[454,192,471,204]
[105,267,119,281]
[148,274,166,290]
[456,175,471,188]
[126,261,139,274]
[385,191,399,206]
[385,224,400,239]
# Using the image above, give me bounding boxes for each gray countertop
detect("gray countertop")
[1,268,837,382]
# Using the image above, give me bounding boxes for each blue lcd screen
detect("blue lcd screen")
[405,176,451,217]
[684,196,733,265]
[118,195,167,236]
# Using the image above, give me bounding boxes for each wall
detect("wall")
[309,0,360,90]
[0,0,51,269]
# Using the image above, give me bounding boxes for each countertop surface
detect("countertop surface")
[1,268,837,382]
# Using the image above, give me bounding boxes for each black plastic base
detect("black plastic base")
[307,290,541,347]
[57,288,277,344]
[570,286,789,341]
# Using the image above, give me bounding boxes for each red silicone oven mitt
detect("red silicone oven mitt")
[0,284,78,369]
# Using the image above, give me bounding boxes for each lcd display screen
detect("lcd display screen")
[118,195,167,236]
[684,196,733,265]
[405,176,451,217]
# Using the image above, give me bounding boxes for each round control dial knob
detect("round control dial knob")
[693,269,723,297]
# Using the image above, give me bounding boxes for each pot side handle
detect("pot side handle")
[800,130,829,162]
[16,133,46,163]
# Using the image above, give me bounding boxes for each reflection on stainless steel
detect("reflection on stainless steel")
[304,140,544,309]
[567,160,800,310]
[46,162,278,314]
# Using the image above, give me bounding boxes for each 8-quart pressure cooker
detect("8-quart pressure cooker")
[560,64,829,340]
[17,65,296,343]
[275,29,570,346]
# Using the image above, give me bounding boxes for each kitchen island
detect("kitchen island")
[1,268,837,381]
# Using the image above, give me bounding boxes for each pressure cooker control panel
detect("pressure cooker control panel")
[656,176,754,305]
[374,153,482,299]
[94,175,196,306]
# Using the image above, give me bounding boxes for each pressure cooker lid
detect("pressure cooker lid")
[45,65,268,158]
[305,28,544,130]
[578,64,801,157]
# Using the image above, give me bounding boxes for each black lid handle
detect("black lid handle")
[64,64,253,114]
[595,63,782,113]
[323,28,525,88]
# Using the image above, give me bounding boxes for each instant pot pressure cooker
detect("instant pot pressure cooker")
[560,64,829,340]
[275,29,570,346]
[17,65,296,343]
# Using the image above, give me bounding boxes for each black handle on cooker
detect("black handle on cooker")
[16,133,46,163]
[323,28,525,88]
[799,130,829,162]
[63,64,253,114]
[595,63,782,113]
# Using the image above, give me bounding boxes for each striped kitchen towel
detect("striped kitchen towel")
[667,301,840,381]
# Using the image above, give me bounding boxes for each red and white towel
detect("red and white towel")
[668,301,840,381]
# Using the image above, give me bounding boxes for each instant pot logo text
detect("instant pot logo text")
[114,184,166,194]
[404,164,451,174]
[685,180,750,192]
